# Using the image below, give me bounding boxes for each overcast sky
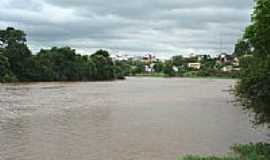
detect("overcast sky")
[0,0,254,58]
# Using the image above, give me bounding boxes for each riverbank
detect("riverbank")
[133,73,239,80]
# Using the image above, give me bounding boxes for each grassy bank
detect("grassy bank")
[178,143,270,160]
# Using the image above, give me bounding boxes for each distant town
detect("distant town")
[110,52,241,78]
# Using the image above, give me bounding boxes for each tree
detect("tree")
[0,54,16,82]
[233,40,252,57]
[0,27,32,81]
[236,0,270,125]
[33,47,98,81]
[129,60,145,75]
[244,0,270,56]
[4,43,32,81]
[172,55,184,66]
[0,27,121,82]
[114,60,131,79]
[90,50,115,80]
[0,27,26,47]
[153,61,164,73]
[163,60,175,76]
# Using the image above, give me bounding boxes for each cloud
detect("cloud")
[0,0,254,57]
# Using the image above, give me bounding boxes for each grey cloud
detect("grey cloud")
[0,0,254,57]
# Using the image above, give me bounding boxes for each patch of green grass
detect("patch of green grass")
[178,143,270,160]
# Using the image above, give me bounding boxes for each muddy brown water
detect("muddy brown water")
[0,77,269,160]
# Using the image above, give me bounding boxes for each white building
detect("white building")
[188,63,201,70]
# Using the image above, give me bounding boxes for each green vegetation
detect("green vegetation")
[234,0,270,125]
[179,143,270,160]
[0,27,125,82]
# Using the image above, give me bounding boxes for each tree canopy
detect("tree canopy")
[0,27,124,82]
[235,0,270,125]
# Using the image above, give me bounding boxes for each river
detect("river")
[0,77,269,160]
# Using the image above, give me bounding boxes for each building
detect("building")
[217,53,234,64]
[232,57,240,67]
[111,54,129,61]
[143,53,157,64]
[188,63,201,70]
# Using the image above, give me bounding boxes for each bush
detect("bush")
[178,143,270,160]
[0,54,17,82]
[232,143,270,160]
[235,56,270,125]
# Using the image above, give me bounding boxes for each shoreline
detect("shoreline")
[0,76,238,84]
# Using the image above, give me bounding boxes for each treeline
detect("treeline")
[234,0,270,125]
[0,27,125,82]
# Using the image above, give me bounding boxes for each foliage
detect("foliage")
[0,27,32,81]
[153,60,164,73]
[91,50,115,81]
[0,27,26,47]
[0,27,121,82]
[172,55,185,66]
[235,0,270,125]
[0,54,16,82]
[233,40,252,57]
[246,0,270,56]
[236,56,270,125]
[231,143,270,160]
[163,60,176,76]
[114,60,130,79]
[178,143,270,160]
[128,59,145,75]
[31,47,96,81]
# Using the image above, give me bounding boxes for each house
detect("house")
[111,54,129,61]
[232,57,240,67]
[196,55,211,61]
[188,63,201,70]
[143,53,157,64]
[144,63,155,73]
[217,53,234,64]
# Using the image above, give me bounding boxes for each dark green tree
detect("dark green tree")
[163,60,175,76]
[0,27,32,81]
[0,54,16,82]
[172,55,184,66]
[153,61,164,73]
[245,0,270,56]
[90,50,115,80]
[233,40,252,57]
[114,60,131,79]
[236,0,270,125]
[129,60,145,75]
